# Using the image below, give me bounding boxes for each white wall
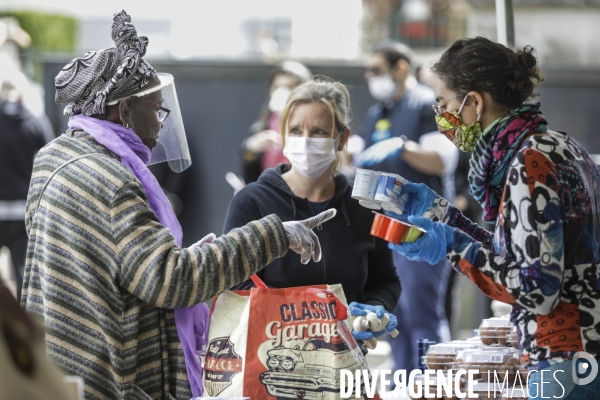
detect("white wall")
[468,6,600,67]
[1,0,363,59]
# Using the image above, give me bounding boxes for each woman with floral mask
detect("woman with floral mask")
[387,37,600,398]
[224,76,401,346]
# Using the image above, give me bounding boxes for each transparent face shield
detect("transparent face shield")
[110,73,192,172]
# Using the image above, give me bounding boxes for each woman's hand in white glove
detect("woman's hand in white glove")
[282,209,337,264]
[195,233,216,246]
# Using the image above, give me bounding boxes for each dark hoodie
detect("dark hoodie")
[0,101,51,200]
[223,164,400,312]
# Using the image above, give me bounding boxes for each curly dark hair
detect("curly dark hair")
[431,37,543,109]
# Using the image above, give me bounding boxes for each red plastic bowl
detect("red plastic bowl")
[384,218,411,244]
[371,213,414,244]
[370,212,390,239]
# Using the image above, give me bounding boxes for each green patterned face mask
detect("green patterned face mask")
[433,95,482,152]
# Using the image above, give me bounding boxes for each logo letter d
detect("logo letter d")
[572,351,598,385]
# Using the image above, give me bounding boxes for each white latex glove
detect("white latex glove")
[282,209,337,264]
[195,233,216,246]
[243,130,280,153]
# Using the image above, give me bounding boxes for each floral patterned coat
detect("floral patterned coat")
[428,130,600,369]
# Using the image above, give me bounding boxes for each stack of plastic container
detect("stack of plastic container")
[413,340,483,400]
[507,326,518,349]
[458,348,524,399]
[460,316,528,400]
[411,315,528,400]
[476,317,514,346]
[423,342,483,372]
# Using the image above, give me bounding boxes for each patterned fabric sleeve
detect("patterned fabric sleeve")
[425,197,494,247]
[445,148,564,314]
[112,181,289,308]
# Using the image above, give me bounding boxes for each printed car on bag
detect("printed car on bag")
[259,338,369,399]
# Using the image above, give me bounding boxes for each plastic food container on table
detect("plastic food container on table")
[422,342,482,372]
[459,348,522,383]
[507,326,519,349]
[476,316,514,346]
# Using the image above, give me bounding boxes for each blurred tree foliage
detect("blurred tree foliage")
[0,11,77,52]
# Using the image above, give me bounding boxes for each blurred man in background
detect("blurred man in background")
[357,40,458,374]
[0,63,53,300]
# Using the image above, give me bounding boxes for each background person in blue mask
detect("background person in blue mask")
[356,40,457,373]
[389,37,600,399]
[224,76,401,348]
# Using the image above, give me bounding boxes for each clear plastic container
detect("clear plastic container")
[422,342,479,371]
[411,375,438,399]
[463,336,484,345]
[477,317,514,346]
[454,350,528,398]
[507,326,519,349]
[459,348,521,383]
[467,381,508,400]
[500,367,529,400]
[501,388,528,400]
[518,363,529,384]
[412,374,464,399]
[456,377,504,399]
[449,349,468,374]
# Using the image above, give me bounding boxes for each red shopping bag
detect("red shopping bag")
[203,275,381,399]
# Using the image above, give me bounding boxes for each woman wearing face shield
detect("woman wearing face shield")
[224,76,401,347]
[386,37,600,398]
[21,11,334,400]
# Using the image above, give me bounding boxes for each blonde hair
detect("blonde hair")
[279,76,351,175]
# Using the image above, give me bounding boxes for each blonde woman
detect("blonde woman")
[224,77,401,344]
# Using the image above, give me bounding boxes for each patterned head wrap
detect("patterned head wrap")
[55,10,157,116]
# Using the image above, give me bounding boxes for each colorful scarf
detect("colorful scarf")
[468,103,548,222]
[68,115,208,397]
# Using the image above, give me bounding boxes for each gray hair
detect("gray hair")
[280,76,351,136]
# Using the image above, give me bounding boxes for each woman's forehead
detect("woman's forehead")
[288,102,332,123]
[432,75,454,100]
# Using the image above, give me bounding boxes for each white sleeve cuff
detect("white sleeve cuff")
[418,131,459,175]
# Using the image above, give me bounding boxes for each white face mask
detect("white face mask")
[283,136,338,179]
[268,86,292,114]
[367,74,398,102]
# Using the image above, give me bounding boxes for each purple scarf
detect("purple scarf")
[68,115,208,397]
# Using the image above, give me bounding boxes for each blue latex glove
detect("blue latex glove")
[386,182,438,218]
[349,302,398,335]
[356,135,406,167]
[388,215,455,265]
[353,330,382,341]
